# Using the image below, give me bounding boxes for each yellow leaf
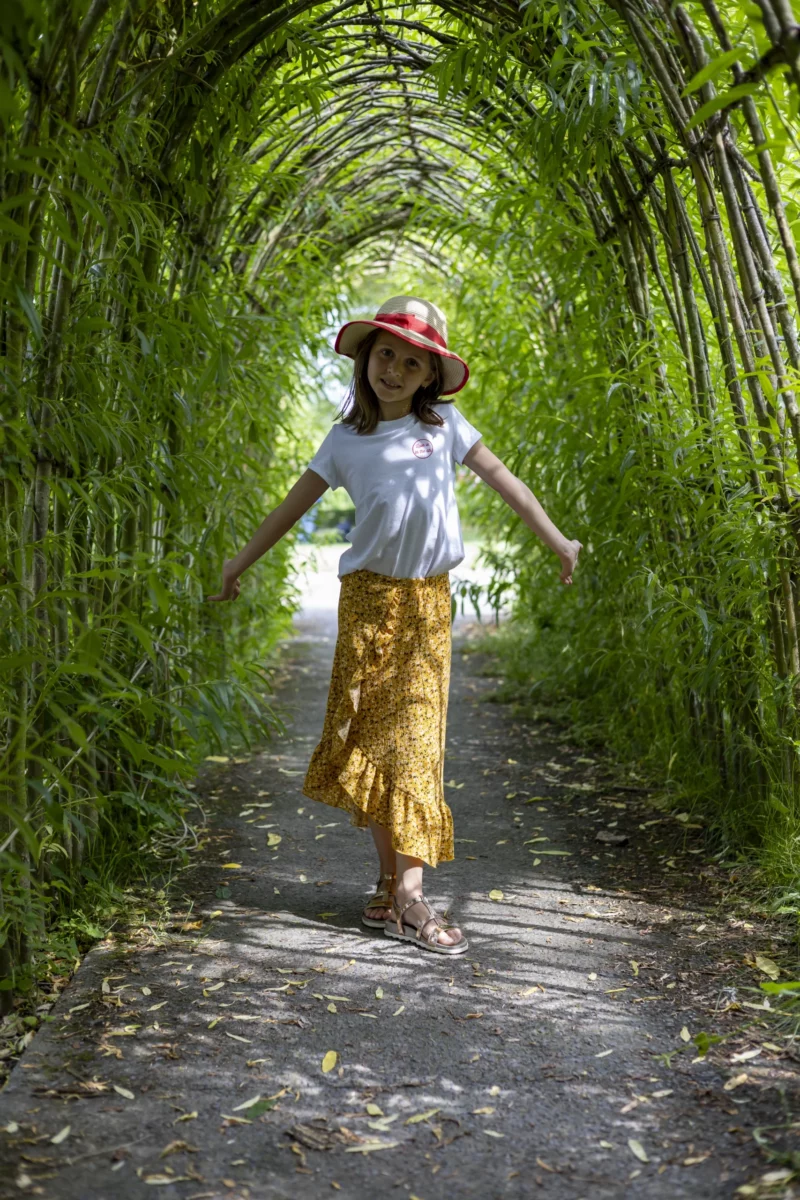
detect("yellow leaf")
[327,1003,337,1013]
[267,833,281,848]
[225,1031,252,1043]
[488,890,504,901]
[630,961,639,977]
[628,1138,649,1163]
[375,987,383,999]
[472,1106,495,1115]
[723,1072,749,1091]
[366,1104,383,1116]
[207,1017,222,1029]
[204,755,230,763]
[485,1130,504,1138]
[488,1086,500,1096]
[173,1112,198,1123]
[50,1125,71,1144]
[679,1025,691,1042]
[322,1050,338,1073]
[148,1001,168,1011]
[203,982,225,996]
[113,1085,135,1100]
[392,1005,405,1016]
[208,910,223,918]
[405,1108,440,1124]
[344,1140,401,1154]
[221,863,241,870]
[755,955,780,980]
[232,1094,261,1112]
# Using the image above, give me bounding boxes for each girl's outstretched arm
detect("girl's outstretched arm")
[207,469,330,601]
[462,440,582,585]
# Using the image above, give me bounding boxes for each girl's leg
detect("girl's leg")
[394,852,464,947]
[364,817,397,921]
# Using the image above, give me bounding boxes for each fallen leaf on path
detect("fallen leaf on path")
[473,1107,495,1115]
[445,780,465,788]
[596,831,629,845]
[225,1032,252,1043]
[113,1085,135,1100]
[375,987,383,999]
[148,1001,168,1011]
[322,1050,338,1073]
[679,1026,691,1042]
[267,833,281,848]
[595,1049,613,1058]
[221,863,241,870]
[630,961,639,977]
[160,1140,197,1157]
[278,768,303,775]
[723,1073,749,1091]
[684,1154,710,1165]
[203,982,225,995]
[173,1112,198,1123]
[50,1126,71,1144]
[366,1104,383,1116]
[731,1049,761,1063]
[488,890,504,901]
[755,955,780,980]
[205,756,229,763]
[392,1005,405,1016]
[405,1108,440,1124]
[344,1141,400,1153]
[327,1003,337,1013]
[144,1175,192,1185]
[536,1157,555,1171]
[628,1138,649,1163]
[485,1130,504,1138]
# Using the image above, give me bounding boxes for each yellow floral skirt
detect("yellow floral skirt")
[302,568,454,868]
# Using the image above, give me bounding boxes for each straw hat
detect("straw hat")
[334,295,469,395]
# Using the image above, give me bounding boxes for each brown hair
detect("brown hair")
[337,327,450,434]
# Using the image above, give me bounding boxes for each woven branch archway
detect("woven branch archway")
[1,0,799,998]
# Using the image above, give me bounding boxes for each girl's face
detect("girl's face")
[366,331,435,416]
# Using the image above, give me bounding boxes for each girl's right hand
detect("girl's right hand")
[557,539,583,586]
[207,560,241,602]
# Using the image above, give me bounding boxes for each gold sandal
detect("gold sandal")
[362,871,396,929]
[384,893,469,955]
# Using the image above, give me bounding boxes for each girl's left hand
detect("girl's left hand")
[207,559,241,602]
[558,539,583,585]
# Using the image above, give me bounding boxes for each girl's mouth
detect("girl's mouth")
[381,379,401,390]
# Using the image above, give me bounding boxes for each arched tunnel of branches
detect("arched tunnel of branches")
[2,0,800,1001]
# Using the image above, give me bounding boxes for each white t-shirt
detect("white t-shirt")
[307,402,482,579]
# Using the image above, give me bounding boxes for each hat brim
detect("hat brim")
[334,320,469,395]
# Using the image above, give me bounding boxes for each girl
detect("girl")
[209,295,582,956]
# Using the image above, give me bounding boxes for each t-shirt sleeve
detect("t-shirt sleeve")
[449,405,483,464]
[307,427,341,490]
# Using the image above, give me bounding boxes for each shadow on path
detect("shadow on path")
[0,600,797,1199]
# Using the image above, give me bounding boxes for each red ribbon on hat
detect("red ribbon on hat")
[378,311,447,349]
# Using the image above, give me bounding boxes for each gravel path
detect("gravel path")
[0,592,797,1199]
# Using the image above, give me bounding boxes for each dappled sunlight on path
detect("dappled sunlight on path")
[0,574,795,1198]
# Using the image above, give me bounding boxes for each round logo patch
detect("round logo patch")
[412,438,433,459]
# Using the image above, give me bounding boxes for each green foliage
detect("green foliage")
[1,0,799,1006]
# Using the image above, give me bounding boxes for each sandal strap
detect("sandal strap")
[365,872,396,909]
[395,894,450,945]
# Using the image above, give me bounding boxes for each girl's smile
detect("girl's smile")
[367,331,435,418]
